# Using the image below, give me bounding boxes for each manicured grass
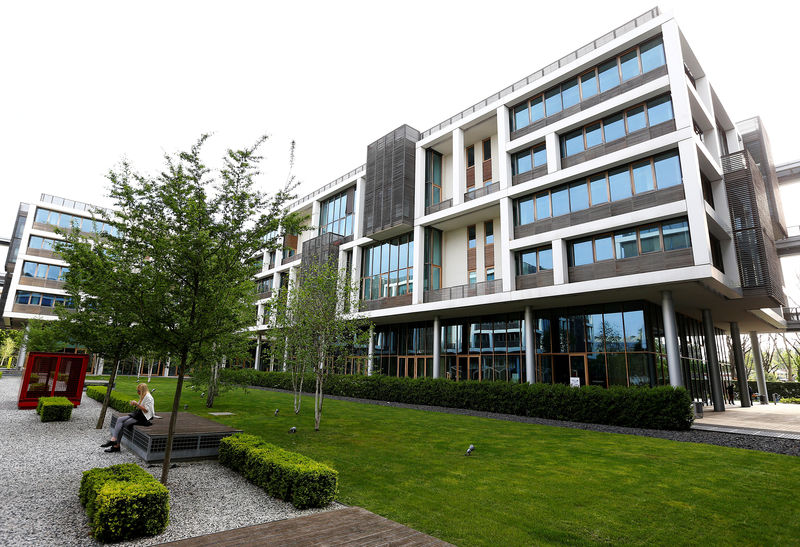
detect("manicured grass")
[99,376,800,545]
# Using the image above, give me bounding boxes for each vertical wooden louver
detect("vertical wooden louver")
[482,138,492,183]
[466,144,475,189]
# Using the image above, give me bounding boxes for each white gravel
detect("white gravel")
[0,375,343,546]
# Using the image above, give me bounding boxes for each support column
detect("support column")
[433,316,441,379]
[525,306,535,384]
[661,291,683,387]
[499,197,514,293]
[367,327,375,376]
[17,323,29,369]
[749,332,769,404]
[412,224,425,305]
[254,334,262,372]
[702,309,725,411]
[496,105,511,190]
[552,239,568,285]
[730,322,750,407]
[545,132,561,174]
[452,128,465,207]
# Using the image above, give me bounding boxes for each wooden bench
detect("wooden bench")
[110,412,242,462]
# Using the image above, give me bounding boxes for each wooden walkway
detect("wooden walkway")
[160,506,453,546]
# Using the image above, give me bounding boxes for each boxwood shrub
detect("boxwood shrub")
[36,396,73,422]
[219,433,338,509]
[79,463,169,543]
[220,369,694,431]
[86,386,130,413]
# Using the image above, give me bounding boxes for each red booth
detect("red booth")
[18,352,89,409]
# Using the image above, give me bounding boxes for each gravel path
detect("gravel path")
[0,376,343,547]
[251,386,800,457]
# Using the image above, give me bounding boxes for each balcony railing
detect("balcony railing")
[783,307,800,323]
[424,279,503,303]
[425,199,452,216]
[464,182,500,202]
[282,252,301,265]
[289,164,366,210]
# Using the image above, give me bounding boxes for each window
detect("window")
[425,149,443,207]
[710,234,725,273]
[362,233,414,299]
[509,36,667,132]
[609,167,632,201]
[482,139,491,161]
[568,218,690,266]
[512,144,547,177]
[485,268,495,282]
[559,95,674,158]
[653,151,682,188]
[569,182,589,211]
[34,208,113,235]
[516,247,552,275]
[485,221,494,245]
[319,189,354,236]
[701,172,715,208]
[14,291,73,308]
[551,187,569,217]
[632,160,655,193]
[466,145,475,168]
[424,227,440,291]
[468,225,476,249]
[468,271,477,285]
[535,192,550,219]
[21,261,68,281]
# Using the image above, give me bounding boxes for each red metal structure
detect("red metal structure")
[17,352,89,409]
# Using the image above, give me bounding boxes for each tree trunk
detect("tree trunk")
[147,357,154,382]
[314,372,321,431]
[96,354,121,429]
[293,373,304,414]
[206,359,219,408]
[161,351,187,485]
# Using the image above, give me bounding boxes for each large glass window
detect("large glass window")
[646,95,674,126]
[571,240,594,266]
[361,233,413,299]
[425,149,442,207]
[595,236,614,261]
[653,151,682,188]
[516,246,552,275]
[512,144,547,177]
[632,160,655,193]
[424,227,441,291]
[625,105,646,133]
[598,59,620,92]
[551,187,569,217]
[603,113,625,142]
[589,174,609,205]
[34,208,113,235]
[580,70,598,99]
[640,37,666,73]
[619,50,640,81]
[535,193,551,219]
[467,225,476,249]
[662,220,691,250]
[569,182,589,211]
[544,88,562,115]
[609,167,632,201]
[614,230,638,259]
[319,189,354,236]
[21,261,68,281]
[561,78,580,109]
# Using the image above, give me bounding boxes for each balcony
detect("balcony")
[18,277,66,290]
[360,293,413,311]
[464,182,500,203]
[424,279,503,303]
[425,199,452,216]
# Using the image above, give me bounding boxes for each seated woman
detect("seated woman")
[101,383,155,453]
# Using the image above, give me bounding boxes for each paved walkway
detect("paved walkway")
[160,506,453,547]
[694,401,800,439]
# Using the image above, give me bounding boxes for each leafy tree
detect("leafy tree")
[0,329,22,367]
[51,222,146,429]
[25,319,67,353]
[105,134,303,484]
[269,259,370,430]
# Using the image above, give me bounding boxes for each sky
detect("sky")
[1,1,798,237]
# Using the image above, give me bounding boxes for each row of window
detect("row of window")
[28,235,64,252]
[512,144,548,177]
[362,234,414,300]
[319,189,354,237]
[35,208,117,236]
[22,261,69,281]
[256,278,273,294]
[560,95,674,158]
[568,218,691,267]
[425,149,443,207]
[511,36,666,132]
[15,291,74,308]
[515,151,682,225]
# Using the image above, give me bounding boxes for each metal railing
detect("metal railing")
[464,182,500,202]
[40,194,111,215]
[425,199,453,216]
[424,279,503,303]
[289,164,365,210]
[783,307,800,322]
[419,7,660,139]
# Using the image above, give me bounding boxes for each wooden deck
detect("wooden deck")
[112,412,241,462]
[160,506,453,546]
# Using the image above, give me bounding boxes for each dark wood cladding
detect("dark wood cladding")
[284,233,298,250]
[12,303,56,316]
[360,293,412,311]
[560,120,676,169]
[568,248,693,282]
[484,243,495,268]
[510,65,668,141]
[722,150,786,306]
[300,232,343,270]
[25,248,61,260]
[32,222,57,234]
[18,277,65,290]
[514,185,685,239]
[512,165,548,186]
[482,159,492,182]
[282,252,301,265]
[467,248,476,271]
[364,125,419,237]
[516,270,554,289]
[466,165,475,189]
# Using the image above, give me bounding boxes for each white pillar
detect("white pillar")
[354,177,365,240]
[367,327,375,376]
[749,332,769,404]
[678,139,713,267]
[433,316,441,379]
[552,239,568,285]
[661,290,683,387]
[496,105,511,190]
[415,145,426,218]
[662,18,692,132]
[412,224,425,304]
[254,334,262,372]
[499,197,514,293]
[545,132,560,174]
[311,200,321,236]
[452,128,465,206]
[16,323,30,370]
[525,306,535,384]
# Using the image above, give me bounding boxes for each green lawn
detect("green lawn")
[97,376,800,545]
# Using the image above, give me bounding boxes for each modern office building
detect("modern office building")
[249,7,792,408]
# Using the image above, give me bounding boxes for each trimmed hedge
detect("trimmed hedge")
[749,381,800,399]
[86,385,130,413]
[80,463,169,543]
[221,369,694,431]
[219,433,338,509]
[36,396,73,422]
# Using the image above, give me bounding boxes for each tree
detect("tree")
[105,134,303,484]
[269,259,370,431]
[25,319,67,353]
[0,329,22,367]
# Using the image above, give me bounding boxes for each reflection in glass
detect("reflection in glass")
[598,60,620,92]
[551,187,569,217]
[607,353,628,386]
[640,37,666,73]
[632,160,654,193]
[587,353,607,386]
[590,174,609,205]
[561,78,580,109]
[604,312,625,352]
[615,230,638,259]
[620,50,640,81]
[538,248,553,270]
[626,106,646,133]
[603,113,625,142]
[624,310,646,351]
[535,193,551,219]
[585,123,603,148]
[662,220,691,250]
[545,88,562,115]
[647,96,674,126]
[581,71,598,99]
[570,182,589,211]
[595,236,614,261]
[654,152,682,188]
[609,167,632,201]
[640,226,661,253]
[571,239,594,266]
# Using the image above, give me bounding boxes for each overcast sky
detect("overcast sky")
[1,0,798,237]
